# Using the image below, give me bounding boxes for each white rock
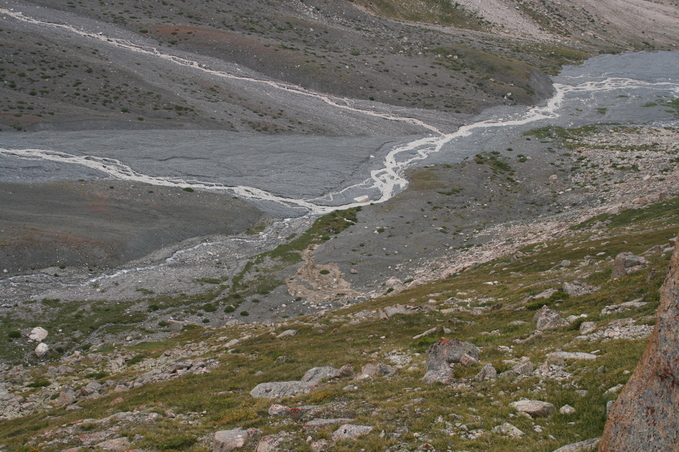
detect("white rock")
[34,342,49,358]
[276,329,297,339]
[510,399,555,417]
[492,422,525,438]
[604,384,624,395]
[332,424,372,440]
[29,327,48,342]
[546,351,598,364]
[560,404,576,415]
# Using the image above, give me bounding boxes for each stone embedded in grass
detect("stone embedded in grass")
[552,438,600,452]
[459,353,480,367]
[301,365,344,384]
[256,433,288,452]
[510,399,556,417]
[268,404,291,416]
[276,329,297,339]
[95,437,130,451]
[560,404,576,415]
[80,381,103,397]
[355,362,396,380]
[492,422,525,438]
[474,363,497,381]
[512,357,533,375]
[579,321,597,335]
[213,428,261,452]
[250,381,315,399]
[600,298,648,316]
[546,351,599,365]
[533,305,568,330]
[426,338,480,371]
[611,252,649,279]
[423,338,479,384]
[29,326,48,342]
[332,424,373,440]
[563,280,599,296]
[34,342,49,358]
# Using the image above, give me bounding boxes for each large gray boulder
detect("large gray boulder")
[600,236,679,451]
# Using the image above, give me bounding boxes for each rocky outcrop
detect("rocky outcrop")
[214,428,261,452]
[600,236,679,451]
[423,338,479,384]
[611,252,649,279]
[533,306,568,330]
[510,399,555,417]
[250,381,315,399]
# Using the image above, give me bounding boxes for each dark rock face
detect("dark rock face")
[600,235,679,451]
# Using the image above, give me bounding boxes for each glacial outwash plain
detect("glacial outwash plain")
[1,0,679,451]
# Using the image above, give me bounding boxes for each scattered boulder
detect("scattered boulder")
[167,320,185,333]
[304,418,355,429]
[29,327,48,342]
[356,363,395,380]
[459,353,480,367]
[600,298,647,316]
[81,381,103,397]
[563,281,599,297]
[267,404,291,417]
[302,366,342,384]
[474,363,497,381]
[426,338,479,371]
[600,239,679,451]
[377,305,410,318]
[332,424,373,440]
[385,351,412,368]
[412,327,439,340]
[533,306,568,330]
[611,252,649,279]
[96,437,131,452]
[552,438,600,452]
[422,369,454,385]
[250,381,314,399]
[492,422,524,438]
[512,357,533,375]
[214,428,261,452]
[560,405,576,415]
[34,342,49,358]
[546,352,598,365]
[255,433,287,452]
[510,399,555,417]
[276,329,297,339]
[310,439,331,452]
[423,338,479,384]
[579,321,597,335]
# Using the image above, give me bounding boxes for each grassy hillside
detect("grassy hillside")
[1,193,675,451]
